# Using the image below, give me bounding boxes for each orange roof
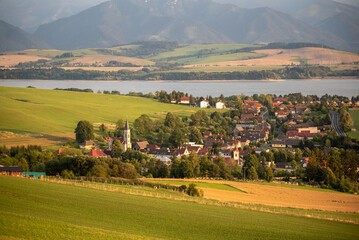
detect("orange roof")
[87,149,107,157]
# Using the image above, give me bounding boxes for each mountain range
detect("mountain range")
[33,0,351,51]
[0,0,358,52]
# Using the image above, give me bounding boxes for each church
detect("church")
[122,119,132,151]
[106,119,132,152]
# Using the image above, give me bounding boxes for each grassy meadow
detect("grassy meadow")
[1,176,359,240]
[349,109,359,139]
[0,86,199,134]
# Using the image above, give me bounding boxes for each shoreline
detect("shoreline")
[0,76,357,83]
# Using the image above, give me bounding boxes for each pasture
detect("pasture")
[1,176,358,240]
[0,86,200,145]
[349,109,359,139]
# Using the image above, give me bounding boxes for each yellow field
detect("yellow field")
[0,55,50,67]
[155,179,359,213]
[186,48,359,67]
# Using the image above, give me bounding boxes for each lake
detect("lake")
[0,79,358,97]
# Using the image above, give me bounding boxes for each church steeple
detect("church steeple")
[125,119,130,131]
[123,119,131,151]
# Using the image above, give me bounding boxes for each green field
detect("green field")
[150,44,258,64]
[0,86,197,133]
[349,109,359,139]
[1,176,358,240]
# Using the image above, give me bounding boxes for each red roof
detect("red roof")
[180,97,190,102]
[56,148,65,154]
[274,97,287,103]
[87,150,107,157]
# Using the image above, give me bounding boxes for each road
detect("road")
[330,111,346,136]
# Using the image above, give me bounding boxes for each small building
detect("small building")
[180,97,190,105]
[0,166,23,176]
[22,172,46,179]
[271,140,286,148]
[200,100,209,108]
[148,148,173,164]
[133,140,150,151]
[87,149,108,157]
[216,101,225,109]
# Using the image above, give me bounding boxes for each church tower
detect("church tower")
[124,119,131,151]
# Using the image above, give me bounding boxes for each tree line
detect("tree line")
[1,66,358,80]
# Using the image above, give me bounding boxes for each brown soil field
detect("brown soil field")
[158,179,359,213]
[0,55,50,67]
[0,131,74,147]
[186,47,359,67]
[68,55,151,66]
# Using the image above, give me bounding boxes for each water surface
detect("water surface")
[0,79,358,97]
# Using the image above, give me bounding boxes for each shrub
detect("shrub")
[186,183,203,197]
[61,169,75,179]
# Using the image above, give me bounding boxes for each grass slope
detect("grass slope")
[349,109,359,139]
[0,86,196,133]
[1,176,358,240]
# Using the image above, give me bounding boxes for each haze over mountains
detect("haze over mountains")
[0,0,358,52]
[0,20,50,52]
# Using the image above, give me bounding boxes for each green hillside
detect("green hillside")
[349,109,359,139]
[1,176,358,240]
[0,86,196,133]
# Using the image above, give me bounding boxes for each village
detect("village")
[51,93,357,177]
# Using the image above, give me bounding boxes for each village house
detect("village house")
[216,101,225,109]
[87,149,108,157]
[240,113,256,123]
[180,97,190,104]
[133,140,150,151]
[275,110,291,119]
[200,100,209,108]
[148,148,173,164]
[233,125,244,135]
